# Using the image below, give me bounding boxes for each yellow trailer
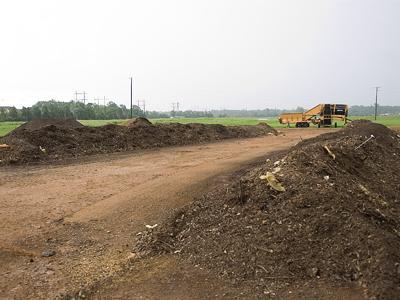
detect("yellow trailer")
[279,104,348,128]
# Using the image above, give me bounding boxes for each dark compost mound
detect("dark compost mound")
[137,120,400,299]
[0,120,276,165]
[16,118,84,131]
[124,117,153,127]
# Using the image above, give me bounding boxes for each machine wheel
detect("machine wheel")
[296,122,309,128]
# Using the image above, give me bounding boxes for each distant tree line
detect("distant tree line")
[0,100,216,121]
[146,110,214,118]
[347,105,400,116]
[210,107,305,118]
[0,100,144,121]
[0,101,399,122]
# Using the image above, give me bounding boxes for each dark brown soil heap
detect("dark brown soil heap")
[124,117,153,127]
[137,120,400,299]
[16,118,84,131]
[0,119,277,165]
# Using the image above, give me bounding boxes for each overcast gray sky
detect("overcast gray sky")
[0,0,399,110]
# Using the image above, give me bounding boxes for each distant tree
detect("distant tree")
[0,108,7,121]
[26,107,33,120]
[41,106,50,119]
[47,100,64,118]
[21,107,32,121]
[32,106,42,119]
[146,111,169,118]
[62,105,73,119]
[8,107,18,121]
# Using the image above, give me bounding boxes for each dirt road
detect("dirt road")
[0,129,331,299]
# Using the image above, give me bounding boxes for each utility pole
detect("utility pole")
[74,91,87,104]
[171,102,176,117]
[171,102,180,112]
[130,77,133,119]
[137,99,146,116]
[94,97,108,107]
[374,87,381,120]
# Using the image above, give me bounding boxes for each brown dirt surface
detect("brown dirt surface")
[0,129,332,299]
[138,120,400,299]
[123,117,153,127]
[16,118,84,131]
[0,119,277,165]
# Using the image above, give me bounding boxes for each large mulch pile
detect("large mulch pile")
[122,117,153,127]
[137,120,400,299]
[0,118,277,165]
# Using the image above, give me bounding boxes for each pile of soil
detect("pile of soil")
[123,117,153,127]
[16,118,84,131]
[0,119,277,165]
[137,120,400,299]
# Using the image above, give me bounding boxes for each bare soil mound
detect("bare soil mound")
[137,120,400,299]
[0,121,276,165]
[15,118,84,131]
[124,117,152,127]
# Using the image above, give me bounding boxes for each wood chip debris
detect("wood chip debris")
[0,144,10,150]
[260,172,286,192]
[145,224,158,229]
[39,146,46,153]
[323,145,336,160]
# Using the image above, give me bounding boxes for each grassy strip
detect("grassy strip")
[0,122,24,137]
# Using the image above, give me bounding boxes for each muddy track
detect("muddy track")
[0,129,331,299]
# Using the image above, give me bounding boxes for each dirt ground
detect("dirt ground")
[138,121,400,299]
[1,128,344,299]
[391,125,400,132]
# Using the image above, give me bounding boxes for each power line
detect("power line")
[374,86,381,120]
[137,99,146,116]
[130,77,133,119]
[171,101,180,113]
[94,97,108,106]
[74,91,87,104]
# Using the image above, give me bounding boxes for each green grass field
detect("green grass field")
[0,122,24,137]
[347,115,400,127]
[151,117,281,126]
[0,116,399,137]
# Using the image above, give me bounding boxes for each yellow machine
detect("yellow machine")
[278,104,349,128]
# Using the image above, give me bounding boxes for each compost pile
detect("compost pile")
[0,118,277,165]
[137,120,400,299]
[123,117,153,127]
